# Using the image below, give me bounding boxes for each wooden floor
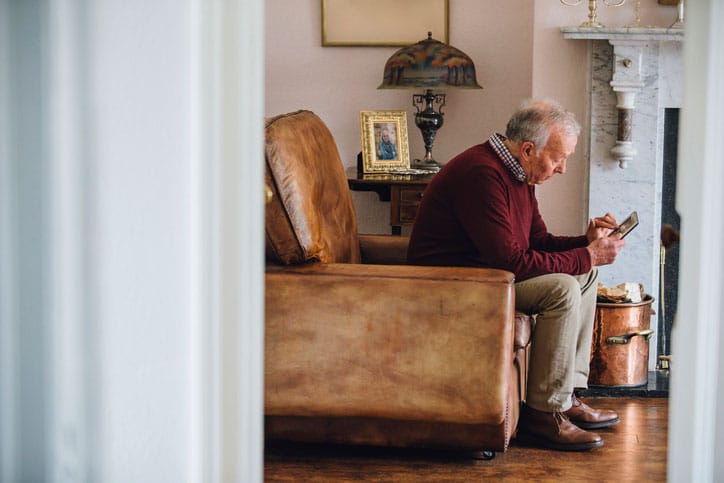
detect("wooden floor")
[265,397,668,482]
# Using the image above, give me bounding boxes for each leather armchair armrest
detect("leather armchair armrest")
[265,263,517,425]
[358,234,409,265]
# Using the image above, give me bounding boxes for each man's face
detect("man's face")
[525,128,577,185]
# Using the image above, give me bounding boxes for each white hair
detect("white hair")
[505,98,581,148]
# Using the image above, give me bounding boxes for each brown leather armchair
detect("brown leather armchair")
[264,110,532,453]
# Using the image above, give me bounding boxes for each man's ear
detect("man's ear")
[521,141,535,159]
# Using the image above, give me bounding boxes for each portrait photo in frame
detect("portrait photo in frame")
[359,110,410,173]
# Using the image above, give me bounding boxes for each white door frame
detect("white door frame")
[199,0,265,480]
[668,0,724,481]
[0,0,264,481]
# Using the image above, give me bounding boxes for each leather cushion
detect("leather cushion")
[358,234,410,265]
[514,312,532,350]
[265,110,360,264]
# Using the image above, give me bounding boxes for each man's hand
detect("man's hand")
[586,213,618,243]
[587,234,625,266]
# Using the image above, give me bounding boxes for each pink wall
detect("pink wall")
[266,0,680,235]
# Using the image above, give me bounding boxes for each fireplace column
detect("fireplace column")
[609,41,644,169]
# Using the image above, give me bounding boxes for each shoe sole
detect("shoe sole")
[516,431,604,451]
[570,417,620,430]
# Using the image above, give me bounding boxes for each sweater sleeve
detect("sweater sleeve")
[454,166,592,281]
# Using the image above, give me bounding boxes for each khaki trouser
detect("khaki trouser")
[515,269,598,412]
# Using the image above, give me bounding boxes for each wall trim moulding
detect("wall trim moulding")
[560,26,684,41]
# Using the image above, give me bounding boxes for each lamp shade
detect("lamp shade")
[378,33,482,90]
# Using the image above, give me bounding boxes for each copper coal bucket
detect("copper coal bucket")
[589,295,655,387]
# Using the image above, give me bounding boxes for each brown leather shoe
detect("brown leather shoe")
[518,404,603,451]
[564,395,620,429]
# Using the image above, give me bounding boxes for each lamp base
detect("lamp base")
[413,90,445,174]
[412,158,441,172]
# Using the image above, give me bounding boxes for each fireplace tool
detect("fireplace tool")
[657,224,680,370]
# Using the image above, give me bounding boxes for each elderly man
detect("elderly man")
[407,98,625,451]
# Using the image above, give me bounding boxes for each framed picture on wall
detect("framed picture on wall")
[322,0,449,47]
[359,110,410,173]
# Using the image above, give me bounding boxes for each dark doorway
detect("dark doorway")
[658,108,680,362]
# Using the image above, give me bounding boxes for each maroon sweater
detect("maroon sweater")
[407,141,591,282]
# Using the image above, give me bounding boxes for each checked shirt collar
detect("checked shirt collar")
[488,133,527,183]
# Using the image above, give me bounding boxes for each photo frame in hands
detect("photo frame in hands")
[359,110,410,173]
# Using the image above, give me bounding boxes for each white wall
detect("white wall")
[89,2,198,478]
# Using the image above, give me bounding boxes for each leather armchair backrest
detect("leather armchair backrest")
[265,110,360,264]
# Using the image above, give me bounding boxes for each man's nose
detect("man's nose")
[556,160,567,174]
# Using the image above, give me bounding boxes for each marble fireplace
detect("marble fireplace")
[561,27,684,371]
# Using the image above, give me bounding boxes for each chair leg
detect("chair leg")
[471,450,496,460]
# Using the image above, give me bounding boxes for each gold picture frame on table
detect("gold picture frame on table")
[321,0,449,47]
[360,110,410,173]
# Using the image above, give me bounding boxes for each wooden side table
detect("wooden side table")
[346,167,435,235]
